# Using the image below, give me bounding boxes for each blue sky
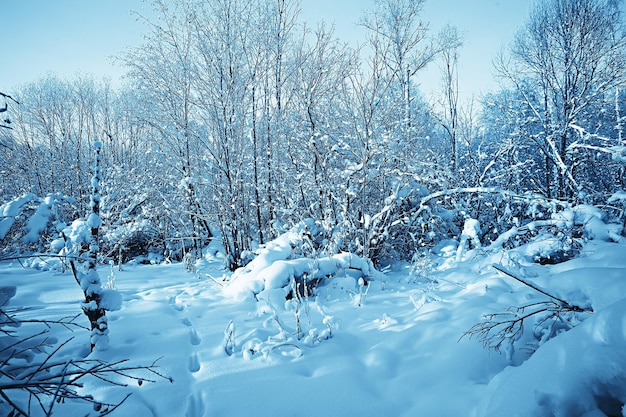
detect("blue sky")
[1,0,532,101]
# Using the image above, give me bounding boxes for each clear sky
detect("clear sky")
[0,0,532,101]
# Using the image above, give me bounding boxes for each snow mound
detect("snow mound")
[224,222,381,301]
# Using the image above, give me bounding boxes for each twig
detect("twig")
[205,273,225,287]
[462,267,593,353]
[0,254,84,262]
[492,264,590,312]
[0,91,19,104]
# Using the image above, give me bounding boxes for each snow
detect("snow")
[87,212,103,229]
[479,299,626,417]
[99,288,123,311]
[63,219,91,248]
[0,218,14,240]
[226,222,382,301]
[2,237,626,416]
[608,190,626,203]
[0,193,37,218]
[457,218,482,261]
[0,193,37,239]
[23,199,53,243]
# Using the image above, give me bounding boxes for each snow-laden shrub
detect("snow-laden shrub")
[225,220,382,301]
[102,218,165,264]
[0,193,77,258]
[222,221,381,359]
[458,207,622,359]
[488,205,623,265]
[414,187,624,266]
[99,185,170,263]
[412,189,568,253]
[100,177,212,264]
[461,213,624,361]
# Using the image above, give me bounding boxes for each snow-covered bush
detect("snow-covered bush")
[459,205,623,358]
[412,188,568,252]
[226,220,381,301]
[222,221,380,358]
[0,193,77,258]
[99,168,172,263]
[412,188,624,267]
[486,204,623,265]
[100,166,212,264]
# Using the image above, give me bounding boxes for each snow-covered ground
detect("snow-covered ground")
[2,237,626,416]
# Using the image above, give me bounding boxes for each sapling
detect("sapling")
[79,141,121,352]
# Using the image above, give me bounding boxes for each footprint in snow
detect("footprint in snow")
[190,328,202,345]
[180,317,201,345]
[168,291,202,373]
[186,392,206,417]
[168,290,188,311]
[169,295,185,311]
[188,352,201,373]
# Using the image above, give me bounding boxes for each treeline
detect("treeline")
[1,0,626,268]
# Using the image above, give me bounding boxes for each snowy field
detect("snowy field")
[2,237,626,417]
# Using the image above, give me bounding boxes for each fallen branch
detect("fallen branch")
[461,265,593,354]
[492,265,590,312]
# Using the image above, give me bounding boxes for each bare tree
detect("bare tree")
[191,0,256,269]
[124,0,211,262]
[360,0,437,142]
[498,0,626,199]
[291,24,355,225]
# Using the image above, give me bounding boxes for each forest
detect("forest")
[2,0,626,416]
[1,0,624,269]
